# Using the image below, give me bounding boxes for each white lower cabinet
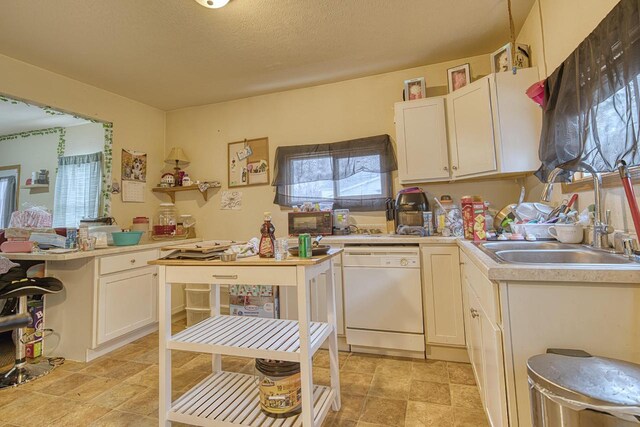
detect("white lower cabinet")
[422,245,465,346]
[96,265,158,345]
[461,252,508,427]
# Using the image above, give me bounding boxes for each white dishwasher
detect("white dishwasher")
[343,245,425,357]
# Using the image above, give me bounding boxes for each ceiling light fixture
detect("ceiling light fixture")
[194,0,230,9]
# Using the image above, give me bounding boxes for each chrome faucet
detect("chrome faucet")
[540,164,613,249]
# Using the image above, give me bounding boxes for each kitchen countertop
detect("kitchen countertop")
[457,239,640,284]
[2,238,202,261]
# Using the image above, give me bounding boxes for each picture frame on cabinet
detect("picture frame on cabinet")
[404,77,426,101]
[491,43,531,73]
[447,63,471,92]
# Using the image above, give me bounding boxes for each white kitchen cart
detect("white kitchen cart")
[150,249,343,427]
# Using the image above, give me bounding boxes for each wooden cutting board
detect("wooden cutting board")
[161,241,245,254]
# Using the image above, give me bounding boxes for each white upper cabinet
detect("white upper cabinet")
[394,67,542,183]
[448,67,542,180]
[394,97,449,183]
[448,78,498,178]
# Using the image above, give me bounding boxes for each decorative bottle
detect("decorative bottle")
[259,212,276,258]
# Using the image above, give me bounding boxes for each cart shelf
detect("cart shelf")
[169,371,334,427]
[169,315,332,362]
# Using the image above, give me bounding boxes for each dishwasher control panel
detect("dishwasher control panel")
[382,257,418,267]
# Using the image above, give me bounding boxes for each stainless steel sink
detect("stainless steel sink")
[474,241,638,266]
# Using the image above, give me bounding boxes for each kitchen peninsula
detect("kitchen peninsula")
[4,238,200,362]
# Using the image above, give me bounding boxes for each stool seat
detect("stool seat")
[0,277,63,299]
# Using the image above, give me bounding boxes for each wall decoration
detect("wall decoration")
[228,137,270,187]
[121,149,147,182]
[221,190,242,210]
[121,148,146,202]
[447,63,471,93]
[403,77,426,101]
[490,43,531,73]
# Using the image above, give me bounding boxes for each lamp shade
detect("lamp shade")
[165,147,190,166]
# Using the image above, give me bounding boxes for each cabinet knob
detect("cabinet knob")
[130,259,136,264]
[452,166,458,170]
[443,166,448,171]
[470,308,480,318]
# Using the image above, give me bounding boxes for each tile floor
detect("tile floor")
[0,319,488,426]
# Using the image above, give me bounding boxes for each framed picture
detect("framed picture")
[404,77,426,100]
[447,64,471,92]
[228,137,270,187]
[491,43,531,73]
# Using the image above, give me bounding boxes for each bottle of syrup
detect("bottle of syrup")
[259,212,275,258]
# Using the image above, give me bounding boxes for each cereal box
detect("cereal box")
[472,200,487,241]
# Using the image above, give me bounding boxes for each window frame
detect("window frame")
[561,167,640,193]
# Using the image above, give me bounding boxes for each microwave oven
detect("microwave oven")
[288,212,333,236]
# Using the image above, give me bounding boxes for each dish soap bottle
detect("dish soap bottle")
[259,212,275,258]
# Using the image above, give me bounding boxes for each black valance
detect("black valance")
[272,134,397,211]
[536,0,640,182]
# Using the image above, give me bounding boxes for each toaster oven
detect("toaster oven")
[288,212,333,236]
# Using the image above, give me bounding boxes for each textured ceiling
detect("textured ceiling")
[0,0,535,111]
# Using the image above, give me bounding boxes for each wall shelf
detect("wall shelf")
[21,184,49,190]
[152,183,220,203]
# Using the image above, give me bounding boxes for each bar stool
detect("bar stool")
[0,268,63,389]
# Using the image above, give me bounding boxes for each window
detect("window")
[0,166,19,229]
[53,152,103,228]
[272,135,396,211]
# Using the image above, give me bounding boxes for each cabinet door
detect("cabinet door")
[422,246,465,346]
[466,282,484,397]
[97,266,158,345]
[480,308,508,427]
[395,98,449,183]
[448,77,497,178]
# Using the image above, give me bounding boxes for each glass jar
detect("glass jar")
[153,203,178,236]
[435,195,464,237]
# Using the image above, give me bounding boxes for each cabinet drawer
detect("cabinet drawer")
[100,249,159,275]
[165,265,298,286]
[460,252,500,325]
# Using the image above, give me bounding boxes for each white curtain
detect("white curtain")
[53,152,103,228]
[0,176,16,229]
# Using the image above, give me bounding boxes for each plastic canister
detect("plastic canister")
[255,359,302,418]
[132,217,150,242]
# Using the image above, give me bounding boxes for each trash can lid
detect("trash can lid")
[527,353,640,408]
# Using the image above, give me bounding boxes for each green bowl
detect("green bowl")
[111,231,143,246]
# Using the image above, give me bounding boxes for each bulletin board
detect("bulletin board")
[228,137,270,188]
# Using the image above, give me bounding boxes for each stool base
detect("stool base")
[0,361,55,389]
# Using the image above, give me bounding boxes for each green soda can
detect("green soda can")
[298,233,312,258]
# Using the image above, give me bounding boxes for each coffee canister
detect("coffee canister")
[255,359,301,418]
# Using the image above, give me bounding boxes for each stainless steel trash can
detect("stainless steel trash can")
[528,352,640,426]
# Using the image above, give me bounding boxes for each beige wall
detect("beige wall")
[0,53,165,225]
[517,0,640,236]
[1,132,58,209]
[166,55,525,240]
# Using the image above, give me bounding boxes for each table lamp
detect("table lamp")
[165,147,190,185]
